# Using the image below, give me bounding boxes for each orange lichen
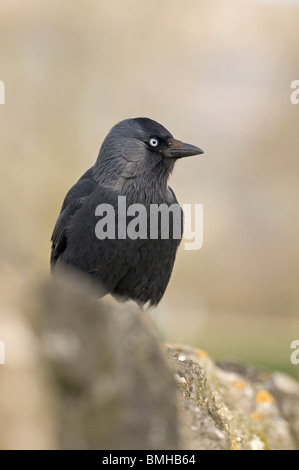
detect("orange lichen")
[234,381,246,390]
[256,390,274,404]
[232,440,237,450]
[250,412,262,421]
[195,349,207,359]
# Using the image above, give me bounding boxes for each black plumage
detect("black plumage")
[51,118,203,307]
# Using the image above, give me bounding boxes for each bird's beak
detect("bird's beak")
[167,138,204,159]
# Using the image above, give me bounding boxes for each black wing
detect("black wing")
[50,168,96,272]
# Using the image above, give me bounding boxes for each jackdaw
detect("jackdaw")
[51,118,203,308]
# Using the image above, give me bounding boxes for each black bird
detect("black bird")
[51,118,203,308]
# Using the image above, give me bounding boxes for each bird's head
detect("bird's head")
[94,117,204,191]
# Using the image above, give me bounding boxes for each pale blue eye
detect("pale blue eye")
[149,138,159,147]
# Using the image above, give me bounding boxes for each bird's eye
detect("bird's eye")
[149,138,159,147]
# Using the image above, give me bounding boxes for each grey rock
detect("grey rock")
[30,273,181,450]
[168,344,299,450]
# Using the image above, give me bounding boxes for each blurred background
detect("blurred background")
[1,0,299,379]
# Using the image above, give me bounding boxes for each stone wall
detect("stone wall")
[0,274,298,450]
